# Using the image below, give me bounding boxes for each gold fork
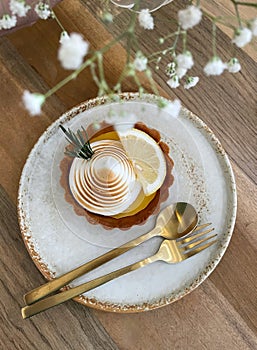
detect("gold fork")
[21,227,217,318]
[24,202,201,306]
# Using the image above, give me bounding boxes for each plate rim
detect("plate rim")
[18,92,237,313]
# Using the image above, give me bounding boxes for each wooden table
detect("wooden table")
[1,1,256,349]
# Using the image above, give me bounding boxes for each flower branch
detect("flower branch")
[4,0,254,116]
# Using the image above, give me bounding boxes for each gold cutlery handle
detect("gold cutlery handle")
[24,227,160,305]
[21,253,160,319]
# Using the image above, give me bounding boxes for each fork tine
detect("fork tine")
[183,238,218,259]
[179,227,214,245]
[182,233,218,250]
[192,223,212,233]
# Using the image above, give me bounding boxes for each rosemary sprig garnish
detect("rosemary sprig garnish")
[59,125,94,160]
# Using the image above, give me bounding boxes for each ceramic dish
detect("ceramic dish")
[18,93,237,312]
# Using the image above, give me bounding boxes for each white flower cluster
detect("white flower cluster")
[232,27,252,48]
[0,0,54,31]
[0,14,17,29]
[204,56,241,76]
[18,2,257,117]
[204,57,226,76]
[22,90,45,116]
[10,0,31,17]
[184,76,199,89]
[166,51,199,90]
[133,51,148,72]
[138,9,154,30]
[226,58,241,73]
[0,0,31,30]
[34,2,52,20]
[58,33,89,70]
[232,19,257,48]
[178,5,202,30]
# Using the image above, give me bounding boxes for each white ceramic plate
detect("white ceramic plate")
[18,93,237,312]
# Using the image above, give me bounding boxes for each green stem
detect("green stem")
[127,34,132,64]
[148,28,182,60]
[145,69,159,96]
[182,31,187,53]
[90,62,100,87]
[160,30,183,43]
[125,0,138,64]
[172,26,181,52]
[212,21,217,57]
[202,10,236,30]
[233,2,242,28]
[100,32,127,54]
[44,59,93,98]
[116,64,130,86]
[44,32,126,99]
[133,73,142,89]
[52,10,66,32]
[233,1,257,8]
[127,1,138,32]
[97,53,104,82]
[42,0,133,101]
[215,17,236,30]
[97,52,110,95]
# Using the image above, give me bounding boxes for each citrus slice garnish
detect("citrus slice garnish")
[119,128,166,196]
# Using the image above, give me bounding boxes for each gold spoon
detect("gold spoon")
[22,227,217,319]
[24,202,198,305]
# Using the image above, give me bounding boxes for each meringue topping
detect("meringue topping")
[69,140,142,216]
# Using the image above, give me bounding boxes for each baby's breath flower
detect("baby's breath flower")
[58,33,89,70]
[167,75,180,89]
[0,14,17,29]
[22,90,45,116]
[176,51,194,70]
[250,18,257,36]
[178,5,202,30]
[204,57,226,76]
[101,11,113,24]
[166,62,176,77]
[232,27,252,48]
[10,0,31,17]
[184,76,199,89]
[126,62,136,77]
[35,2,51,20]
[138,9,154,30]
[176,67,187,79]
[59,31,69,44]
[133,52,148,71]
[226,58,241,73]
[159,99,181,118]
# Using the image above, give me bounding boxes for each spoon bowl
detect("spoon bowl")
[154,202,198,240]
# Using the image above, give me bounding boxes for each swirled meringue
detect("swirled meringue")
[69,140,142,216]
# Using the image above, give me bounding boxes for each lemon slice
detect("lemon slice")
[119,128,166,196]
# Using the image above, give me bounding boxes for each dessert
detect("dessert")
[69,139,142,216]
[60,122,174,229]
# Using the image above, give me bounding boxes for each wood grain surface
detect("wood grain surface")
[0,1,257,349]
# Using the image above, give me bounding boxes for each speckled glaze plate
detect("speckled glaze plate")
[18,93,237,313]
